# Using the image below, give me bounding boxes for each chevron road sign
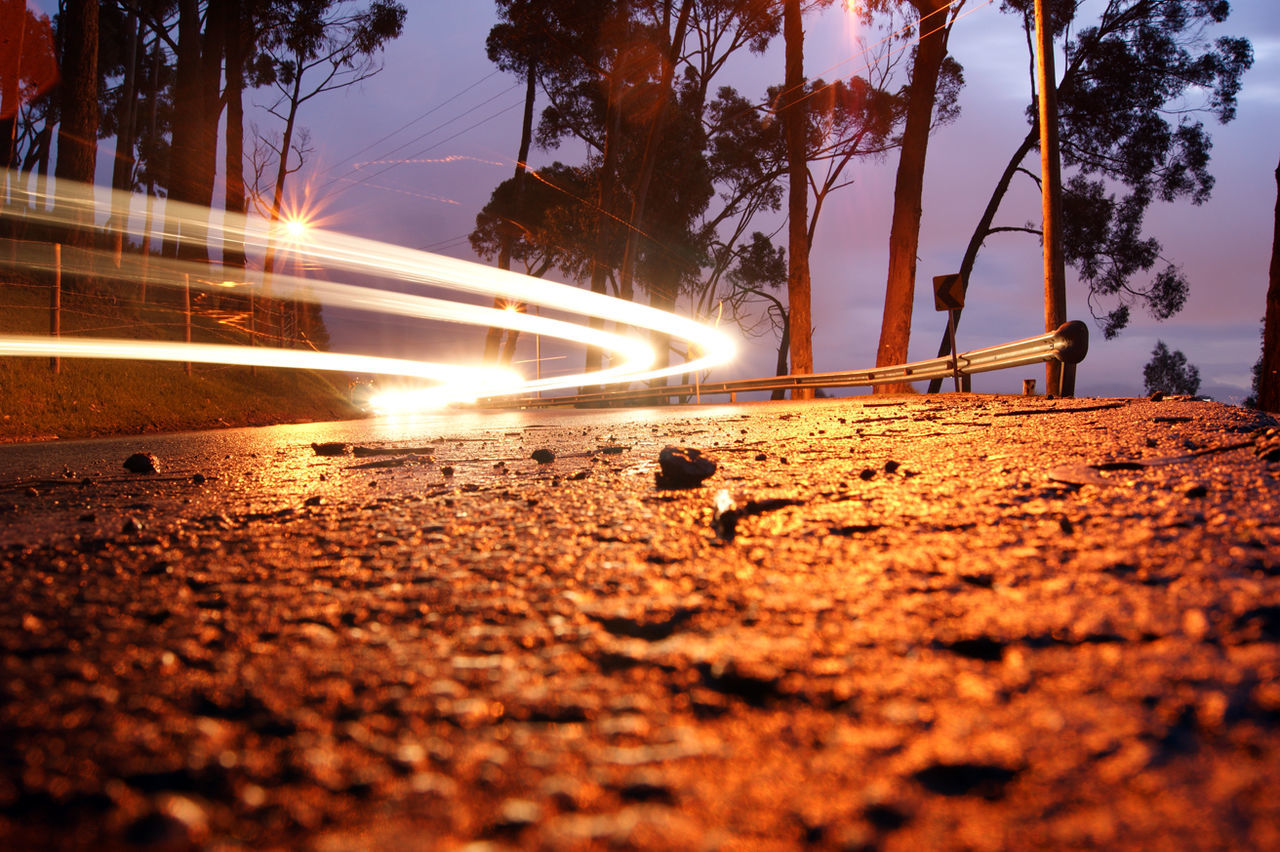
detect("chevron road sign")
[933,273,965,312]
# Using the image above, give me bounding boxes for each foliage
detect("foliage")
[469,161,598,281]
[258,0,406,90]
[0,0,58,116]
[724,230,788,340]
[1143,340,1200,396]
[1060,174,1188,338]
[1244,335,1261,409]
[1006,0,1253,337]
[475,0,909,373]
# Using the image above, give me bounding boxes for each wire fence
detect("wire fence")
[1,239,326,376]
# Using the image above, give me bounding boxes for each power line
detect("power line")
[315,80,522,199]
[321,94,527,205]
[311,69,506,183]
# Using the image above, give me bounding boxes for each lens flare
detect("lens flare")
[1,173,737,413]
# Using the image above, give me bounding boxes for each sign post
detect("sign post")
[932,273,965,392]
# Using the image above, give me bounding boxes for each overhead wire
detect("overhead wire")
[309,69,506,183]
[315,82,524,201]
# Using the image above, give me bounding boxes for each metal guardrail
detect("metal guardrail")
[491,321,1089,408]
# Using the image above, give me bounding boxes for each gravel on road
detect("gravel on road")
[1,394,1278,851]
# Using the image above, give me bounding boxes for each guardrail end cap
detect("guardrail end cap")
[1055,320,1090,364]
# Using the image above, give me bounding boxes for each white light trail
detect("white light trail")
[1,173,738,412]
[0,335,523,393]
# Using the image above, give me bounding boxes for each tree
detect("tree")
[0,0,58,204]
[615,0,692,307]
[515,0,784,379]
[161,0,226,261]
[470,161,597,282]
[253,0,405,343]
[256,0,405,238]
[520,0,631,377]
[223,0,250,273]
[694,45,904,381]
[485,0,901,387]
[630,0,779,380]
[482,0,552,364]
[1261,156,1280,411]
[724,229,790,396]
[873,0,965,392]
[1143,340,1200,396]
[53,0,100,248]
[781,0,814,397]
[102,3,143,260]
[928,0,1252,391]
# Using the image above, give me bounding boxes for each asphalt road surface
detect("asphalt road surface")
[2,394,1278,851]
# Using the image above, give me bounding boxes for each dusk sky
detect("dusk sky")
[249,0,1278,402]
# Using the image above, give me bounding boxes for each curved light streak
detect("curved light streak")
[1,174,738,410]
[0,335,523,392]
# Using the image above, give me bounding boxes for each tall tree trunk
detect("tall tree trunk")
[139,40,160,271]
[223,0,247,274]
[874,0,956,393]
[53,0,99,250]
[1034,0,1067,395]
[164,0,201,258]
[191,1,226,229]
[108,7,141,261]
[484,61,537,364]
[782,0,813,399]
[617,0,693,305]
[1260,156,1280,412]
[164,0,224,262]
[584,66,625,379]
[646,263,679,387]
[771,308,790,400]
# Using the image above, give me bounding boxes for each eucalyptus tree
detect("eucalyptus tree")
[470,161,598,283]
[248,0,404,344]
[159,0,227,260]
[1143,340,1200,396]
[705,70,902,385]
[53,0,100,247]
[924,0,1252,390]
[856,0,966,391]
[253,0,406,242]
[503,0,779,374]
[475,0,902,384]
[621,0,779,379]
[480,0,571,363]
[780,0,813,393]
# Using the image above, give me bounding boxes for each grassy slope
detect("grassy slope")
[1,276,361,442]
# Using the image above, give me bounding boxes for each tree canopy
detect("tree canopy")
[1004,0,1251,338]
[1143,340,1200,396]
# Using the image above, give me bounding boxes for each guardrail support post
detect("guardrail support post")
[1060,362,1077,398]
[184,272,192,376]
[50,242,60,374]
